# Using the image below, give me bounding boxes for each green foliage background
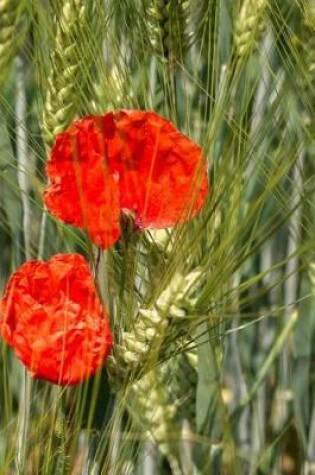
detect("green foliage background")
[0,0,315,473]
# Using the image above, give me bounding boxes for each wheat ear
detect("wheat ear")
[126,350,197,473]
[234,0,270,58]
[144,0,193,62]
[107,268,201,387]
[0,0,27,86]
[42,0,102,145]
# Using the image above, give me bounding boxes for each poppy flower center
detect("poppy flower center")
[120,208,143,240]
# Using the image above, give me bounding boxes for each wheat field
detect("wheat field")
[0,1,315,474]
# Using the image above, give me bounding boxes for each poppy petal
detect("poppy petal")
[43,117,121,248]
[112,110,208,227]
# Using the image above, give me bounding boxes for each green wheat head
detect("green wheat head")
[128,368,179,457]
[41,0,103,146]
[107,268,201,387]
[144,0,193,62]
[125,349,197,472]
[0,0,28,86]
[234,0,270,58]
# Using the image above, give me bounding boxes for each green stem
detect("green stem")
[240,310,298,409]
[15,52,32,474]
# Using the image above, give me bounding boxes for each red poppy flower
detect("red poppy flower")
[43,110,208,248]
[0,254,112,385]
